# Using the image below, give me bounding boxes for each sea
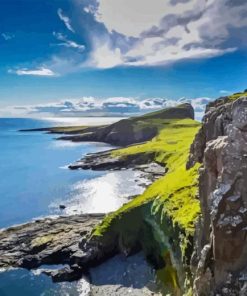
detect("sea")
[0,117,146,296]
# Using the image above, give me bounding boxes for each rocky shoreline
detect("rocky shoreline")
[2,104,196,295]
[68,149,167,183]
[0,214,161,295]
[0,149,166,294]
[0,214,104,280]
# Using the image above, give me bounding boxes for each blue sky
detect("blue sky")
[0,0,247,117]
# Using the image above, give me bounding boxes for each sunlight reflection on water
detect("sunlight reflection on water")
[50,170,149,215]
[51,141,86,148]
[44,117,125,126]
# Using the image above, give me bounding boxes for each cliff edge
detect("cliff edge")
[188,93,247,295]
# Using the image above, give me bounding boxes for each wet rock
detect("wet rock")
[0,214,104,270]
[42,265,85,282]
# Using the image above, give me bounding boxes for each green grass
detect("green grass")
[229,91,247,101]
[48,126,88,133]
[45,125,105,134]
[91,117,201,294]
[93,118,201,237]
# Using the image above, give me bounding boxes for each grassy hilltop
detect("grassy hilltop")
[94,118,201,236]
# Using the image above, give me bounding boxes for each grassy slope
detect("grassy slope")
[229,90,247,101]
[36,103,193,138]
[47,126,88,132]
[91,118,201,294]
[93,118,201,237]
[209,91,247,109]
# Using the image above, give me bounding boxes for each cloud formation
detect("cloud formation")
[6,0,247,75]
[8,67,56,76]
[57,8,75,33]
[0,96,212,120]
[220,89,231,95]
[83,0,247,68]
[1,32,14,40]
[53,32,85,52]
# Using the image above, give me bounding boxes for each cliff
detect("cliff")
[188,91,247,295]
[22,103,194,146]
[61,103,194,146]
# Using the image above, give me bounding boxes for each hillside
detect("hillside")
[54,103,201,294]
[23,103,194,146]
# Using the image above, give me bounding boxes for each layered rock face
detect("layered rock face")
[188,96,247,295]
[0,214,104,280]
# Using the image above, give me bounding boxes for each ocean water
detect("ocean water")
[0,117,145,296]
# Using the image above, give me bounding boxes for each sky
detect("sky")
[0,0,247,118]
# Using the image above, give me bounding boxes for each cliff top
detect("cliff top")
[206,89,247,110]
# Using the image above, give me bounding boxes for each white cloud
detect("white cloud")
[84,0,246,68]
[88,41,123,68]
[220,90,231,95]
[11,1,245,74]
[53,32,85,52]
[0,96,212,120]
[57,8,75,33]
[84,5,97,15]
[179,97,212,120]
[140,98,177,110]
[95,0,198,38]
[1,32,14,40]
[9,67,56,77]
[126,46,236,66]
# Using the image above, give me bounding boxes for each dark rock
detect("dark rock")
[0,214,104,270]
[43,266,85,282]
[68,149,166,182]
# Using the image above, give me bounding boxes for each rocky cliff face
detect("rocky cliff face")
[188,96,247,295]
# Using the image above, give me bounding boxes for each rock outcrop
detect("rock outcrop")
[68,149,167,182]
[188,96,247,295]
[0,214,104,281]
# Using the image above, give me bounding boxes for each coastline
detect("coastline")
[0,147,165,295]
[1,104,198,295]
